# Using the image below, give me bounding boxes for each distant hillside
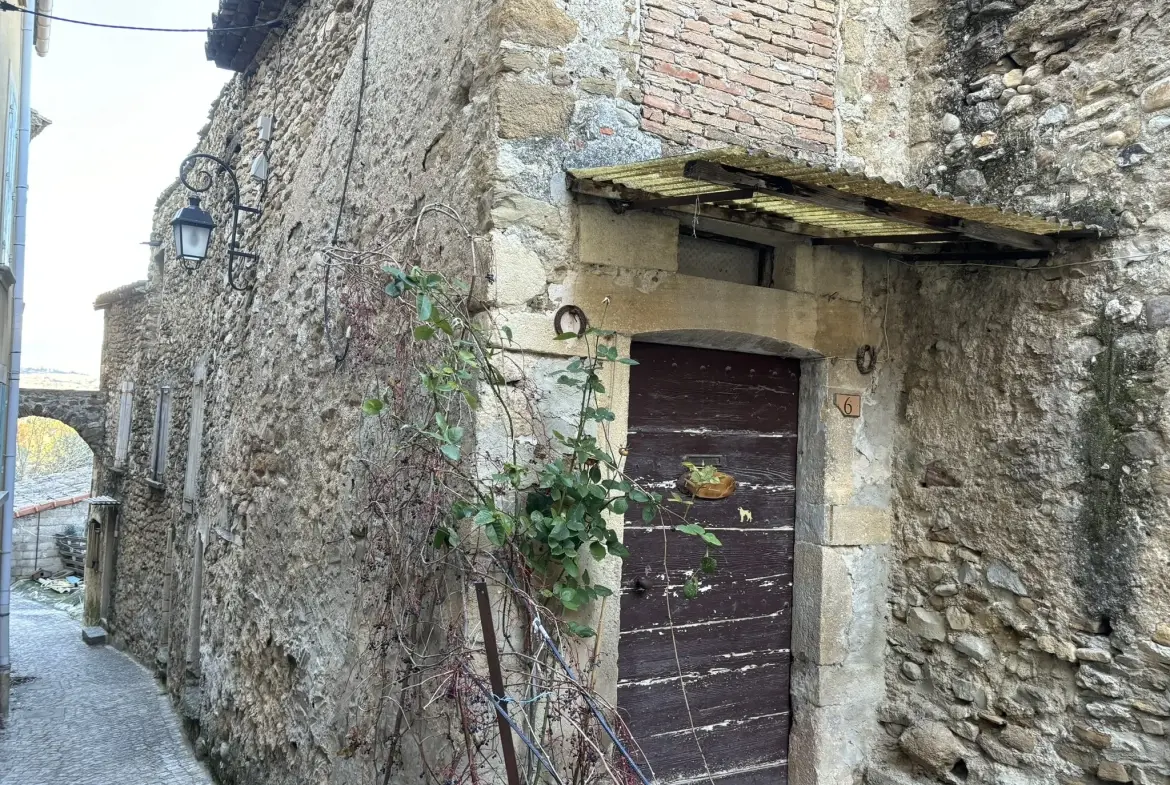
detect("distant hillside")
[22,369,99,391]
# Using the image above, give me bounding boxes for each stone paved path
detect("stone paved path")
[0,596,213,785]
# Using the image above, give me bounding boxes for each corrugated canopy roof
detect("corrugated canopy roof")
[569,148,1103,262]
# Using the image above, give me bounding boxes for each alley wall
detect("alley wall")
[874,1,1170,784]
[95,1,497,783]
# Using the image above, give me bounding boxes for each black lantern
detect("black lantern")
[171,197,215,263]
[176,153,263,291]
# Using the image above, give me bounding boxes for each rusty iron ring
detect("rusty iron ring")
[856,344,878,375]
[554,305,589,338]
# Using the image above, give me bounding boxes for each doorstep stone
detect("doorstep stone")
[81,626,108,646]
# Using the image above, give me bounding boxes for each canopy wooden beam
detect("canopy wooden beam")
[627,188,756,210]
[569,175,837,239]
[684,160,1056,252]
[809,233,955,246]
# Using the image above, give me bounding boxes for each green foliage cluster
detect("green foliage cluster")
[369,266,722,635]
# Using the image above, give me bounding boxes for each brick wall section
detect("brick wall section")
[638,0,837,156]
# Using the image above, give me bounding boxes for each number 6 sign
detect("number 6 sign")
[835,393,862,418]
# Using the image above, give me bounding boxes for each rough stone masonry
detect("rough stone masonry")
[87,0,1170,784]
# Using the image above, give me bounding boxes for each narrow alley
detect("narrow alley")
[0,596,211,785]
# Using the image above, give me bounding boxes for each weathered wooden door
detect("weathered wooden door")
[618,343,799,785]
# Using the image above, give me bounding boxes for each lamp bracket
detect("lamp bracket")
[179,153,262,291]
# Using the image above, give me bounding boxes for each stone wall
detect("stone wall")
[12,500,89,577]
[870,0,1170,784]
[94,0,497,783]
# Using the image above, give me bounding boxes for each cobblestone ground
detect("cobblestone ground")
[0,595,213,785]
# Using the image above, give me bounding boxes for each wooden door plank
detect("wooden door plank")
[629,344,800,433]
[619,603,791,682]
[619,660,791,739]
[620,712,792,785]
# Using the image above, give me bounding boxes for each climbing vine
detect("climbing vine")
[366,263,721,633]
[323,205,729,785]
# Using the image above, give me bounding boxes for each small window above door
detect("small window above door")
[677,231,774,287]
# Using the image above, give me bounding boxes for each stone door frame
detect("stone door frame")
[485,206,893,783]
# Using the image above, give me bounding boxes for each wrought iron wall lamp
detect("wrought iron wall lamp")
[171,153,262,291]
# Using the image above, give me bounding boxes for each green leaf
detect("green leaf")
[683,580,700,600]
[502,325,513,342]
[462,390,479,410]
[676,523,706,537]
[473,509,494,526]
[417,295,434,321]
[617,358,640,366]
[562,558,580,579]
[610,497,629,515]
[434,318,454,336]
[630,489,649,503]
[557,376,581,388]
[589,542,607,561]
[559,587,581,610]
[592,584,613,598]
[433,528,451,549]
[440,443,461,462]
[642,505,657,523]
[362,399,384,416]
[701,555,717,574]
[701,531,723,548]
[485,522,506,547]
[607,541,630,558]
[413,324,436,340]
[446,426,464,443]
[565,621,596,638]
[554,332,580,341]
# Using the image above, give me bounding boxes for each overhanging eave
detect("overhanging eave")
[568,148,1107,264]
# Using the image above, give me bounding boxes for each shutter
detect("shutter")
[183,360,207,512]
[149,386,173,483]
[114,380,134,469]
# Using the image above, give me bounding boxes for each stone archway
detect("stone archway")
[18,389,106,456]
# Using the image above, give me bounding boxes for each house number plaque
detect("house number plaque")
[835,393,862,418]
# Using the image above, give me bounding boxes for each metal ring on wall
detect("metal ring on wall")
[856,344,878,375]
[554,305,589,338]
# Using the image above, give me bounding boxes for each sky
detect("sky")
[23,0,229,374]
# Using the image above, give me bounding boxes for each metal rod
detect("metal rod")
[0,7,34,721]
[474,581,522,785]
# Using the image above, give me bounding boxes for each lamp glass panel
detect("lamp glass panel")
[178,223,212,261]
